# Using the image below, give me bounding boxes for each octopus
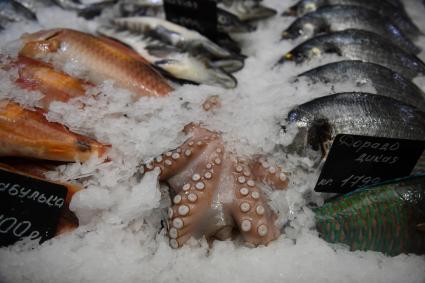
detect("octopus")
[140,124,289,248]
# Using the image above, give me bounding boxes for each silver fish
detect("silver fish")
[297,60,425,110]
[282,0,422,38]
[97,25,238,88]
[282,5,420,54]
[278,29,425,79]
[107,17,244,73]
[284,92,425,156]
[217,0,277,22]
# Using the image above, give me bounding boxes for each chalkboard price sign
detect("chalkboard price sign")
[163,0,217,39]
[0,169,67,247]
[314,134,425,194]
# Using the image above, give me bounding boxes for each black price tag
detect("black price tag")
[0,169,67,247]
[163,0,218,39]
[314,134,425,194]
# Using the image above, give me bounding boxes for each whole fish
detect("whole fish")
[282,5,420,54]
[108,17,244,73]
[278,29,425,79]
[15,56,89,109]
[0,100,108,162]
[282,0,422,38]
[217,0,277,22]
[97,25,238,88]
[314,175,425,256]
[297,60,425,110]
[19,28,173,97]
[285,92,425,156]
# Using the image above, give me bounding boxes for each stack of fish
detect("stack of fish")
[97,0,277,88]
[1,0,276,88]
[278,0,425,159]
[278,0,425,256]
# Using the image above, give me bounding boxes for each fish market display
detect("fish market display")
[139,125,289,248]
[98,17,244,88]
[285,92,425,156]
[0,100,107,162]
[281,5,420,54]
[282,0,422,38]
[314,175,425,256]
[296,60,425,110]
[278,29,425,79]
[1,0,425,282]
[20,28,173,97]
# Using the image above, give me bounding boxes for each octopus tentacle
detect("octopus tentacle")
[230,159,280,246]
[250,156,289,190]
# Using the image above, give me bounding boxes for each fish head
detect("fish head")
[282,17,324,40]
[19,29,64,59]
[217,8,256,33]
[285,109,333,158]
[278,46,309,64]
[283,0,323,17]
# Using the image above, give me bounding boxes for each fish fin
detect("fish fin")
[208,59,244,73]
[417,223,425,233]
[146,44,180,58]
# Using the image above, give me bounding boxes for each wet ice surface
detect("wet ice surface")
[0,0,425,282]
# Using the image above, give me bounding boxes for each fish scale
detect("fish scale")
[282,5,420,54]
[315,176,425,255]
[297,61,425,110]
[281,29,425,79]
[283,0,422,38]
[286,92,425,156]
[19,28,172,98]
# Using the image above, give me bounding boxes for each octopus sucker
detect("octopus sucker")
[19,28,173,98]
[141,125,289,248]
[0,100,108,162]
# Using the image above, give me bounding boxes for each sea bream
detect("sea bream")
[278,29,425,79]
[281,5,420,54]
[284,92,425,157]
[282,0,422,38]
[19,28,173,97]
[296,60,425,110]
[97,25,238,88]
[105,17,244,73]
